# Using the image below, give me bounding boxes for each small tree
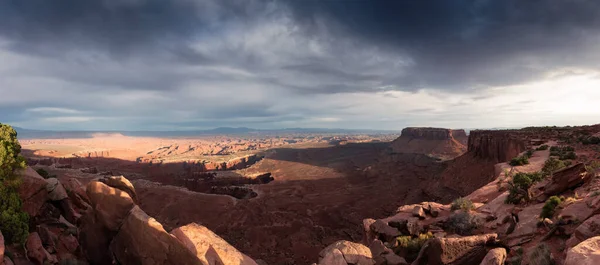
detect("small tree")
[0,123,29,244]
[542,157,565,176]
[540,196,562,219]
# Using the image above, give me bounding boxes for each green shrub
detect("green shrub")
[528,243,554,265]
[451,197,474,211]
[0,123,29,244]
[510,155,530,166]
[525,149,535,158]
[395,232,433,261]
[541,196,562,219]
[505,172,543,204]
[550,146,577,160]
[446,212,482,236]
[536,145,549,151]
[35,168,55,179]
[542,157,565,176]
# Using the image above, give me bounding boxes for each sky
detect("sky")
[1,0,600,131]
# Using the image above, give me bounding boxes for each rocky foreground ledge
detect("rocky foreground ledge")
[312,138,600,265]
[1,168,261,265]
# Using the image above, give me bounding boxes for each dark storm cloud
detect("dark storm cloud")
[284,0,600,90]
[2,0,600,130]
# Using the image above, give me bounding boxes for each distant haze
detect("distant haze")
[1,1,600,130]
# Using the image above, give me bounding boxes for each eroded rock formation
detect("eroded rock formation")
[390,128,468,160]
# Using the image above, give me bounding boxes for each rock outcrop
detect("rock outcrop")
[467,130,527,162]
[412,234,499,265]
[479,248,506,265]
[79,175,259,265]
[390,128,468,160]
[317,241,375,265]
[544,163,589,196]
[110,206,203,265]
[170,223,258,265]
[565,236,600,265]
[17,167,49,217]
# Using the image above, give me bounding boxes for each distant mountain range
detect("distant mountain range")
[14,126,401,139]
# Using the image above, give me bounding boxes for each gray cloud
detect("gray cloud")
[1,0,600,130]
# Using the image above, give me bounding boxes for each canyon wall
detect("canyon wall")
[468,130,527,162]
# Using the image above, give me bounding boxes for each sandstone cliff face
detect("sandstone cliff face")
[390,128,468,160]
[467,130,527,162]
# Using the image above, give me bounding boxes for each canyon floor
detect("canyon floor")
[22,133,437,264]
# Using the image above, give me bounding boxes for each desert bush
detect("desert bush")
[536,145,549,151]
[505,172,543,204]
[395,232,433,261]
[446,212,482,236]
[560,151,577,160]
[549,146,577,160]
[525,149,535,158]
[528,243,554,265]
[581,136,600,145]
[451,197,474,211]
[510,155,530,166]
[540,196,562,219]
[0,123,29,244]
[542,157,565,176]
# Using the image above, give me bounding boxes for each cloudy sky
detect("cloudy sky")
[1,0,600,131]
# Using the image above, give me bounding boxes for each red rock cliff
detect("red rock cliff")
[467,130,527,162]
[391,128,468,160]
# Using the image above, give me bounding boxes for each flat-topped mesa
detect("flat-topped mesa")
[468,130,527,162]
[399,127,466,141]
[391,127,468,160]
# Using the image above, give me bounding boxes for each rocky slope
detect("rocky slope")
[312,125,600,265]
[390,128,468,160]
[2,170,260,265]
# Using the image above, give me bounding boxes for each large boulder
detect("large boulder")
[45,178,68,201]
[567,214,600,248]
[565,236,600,265]
[370,220,401,243]
[63,178,91,211]
[319,248,347,265]
[79,211,114,265]
[319,241,375,265]
[413,234,498,265]
[86,181,135,231]
[17,167,49,217]
[171,223,258,265]
[110,206,204,265]
[479,248,506,265]
[26,232,56,265]
[100,176,137,202]
[544,163,589,196]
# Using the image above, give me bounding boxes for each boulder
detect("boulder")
[318,248,346,265]
[26,232,56,265]
[412,233,498,265]
[79,211,114,265]
[45,178,68,201]
[170,223,258,265]
[370,220,401,243]
[110,206,203,265]
[100,176,137,202]
[544,163,589,196]
[86,181,135,231]
[565,236,600,265]
[369,239,407,264]
[567,214,600,248]
[319,241,375,265]
[364,218,378,244]
[479,248,506,265]
[413,206,426,219]
[17,167,49,217]
[63,178,91,211]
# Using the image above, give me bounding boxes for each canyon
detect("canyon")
[5,124,600,265]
